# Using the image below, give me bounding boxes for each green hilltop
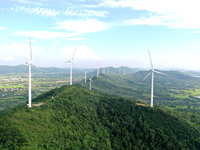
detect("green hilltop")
[0,85,200,149]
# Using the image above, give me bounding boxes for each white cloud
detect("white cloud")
[126,13,200,29]
[125,15,174,26]
[0,55,14,61]
[14,6,60,17]
[55,19,107,34]
[64,37,86,41]
[63,45,102,61]
[0,27,6,30]
[102,0,200,29]
[9,0,43,6]
[102,0,135,8]
[0,42,28,53]
[64,9,108,17]
[10,4,108,18]
[14,31,81,40]
[0,42,43,60]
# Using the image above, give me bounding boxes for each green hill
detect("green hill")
[0,85,200,149]
[79,71,200,109]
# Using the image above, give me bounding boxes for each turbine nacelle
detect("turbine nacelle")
[64,60,71,63]
[26,61,32,65]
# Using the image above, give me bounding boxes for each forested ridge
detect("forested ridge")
[78,71,200,109]
[0,85,200,149]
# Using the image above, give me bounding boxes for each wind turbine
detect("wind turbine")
[25,38,46,108]
[26,37,32,108]
[97,67,99,78]
[65,48,76,85]
[89,78,93,90]
[85,71,87,83]
[142,51,167,107]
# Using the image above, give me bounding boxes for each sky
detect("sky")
[1,0,200,70]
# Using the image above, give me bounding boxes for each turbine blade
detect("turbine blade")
[64,60,70,63]
[142,71,152,82]
[154,70,168,76]
[148,51,153,69]
[72,62,78,71]
[29,37,32,60]
[72,48,76,60]
[32,64,46,74]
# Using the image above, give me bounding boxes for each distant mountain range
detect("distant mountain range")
[1,65,200,76]
[0,65,67,74]
[0,65,139,74]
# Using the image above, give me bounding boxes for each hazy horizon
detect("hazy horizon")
[1,64,200,72]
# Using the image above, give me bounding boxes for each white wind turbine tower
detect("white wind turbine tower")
[26,37,32,108]
[26,37,45,108]
[25,37,46,108]
[142,51,167,107]
[97,67,99,78]
[65,49,76,85]
[89,78,93,90]
[85,71,87,83]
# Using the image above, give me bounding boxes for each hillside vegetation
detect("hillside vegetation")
[79,71,200,109]
[0,86,200,149]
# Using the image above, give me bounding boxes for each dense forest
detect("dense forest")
[0,85,199,149]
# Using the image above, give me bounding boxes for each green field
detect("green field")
[0,73,84,112]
